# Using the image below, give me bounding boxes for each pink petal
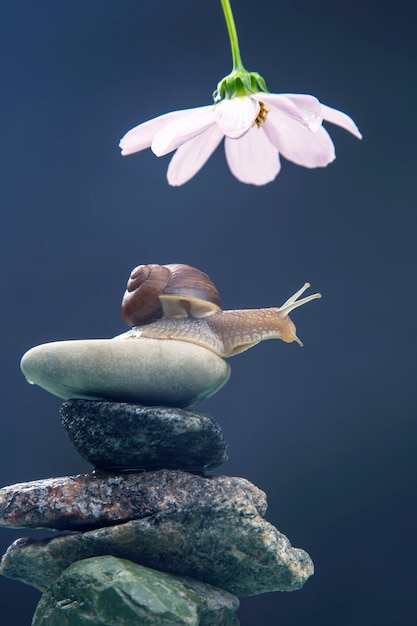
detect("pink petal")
[215,97,260,139]
[224,127,281,185]
[167,125,224,186]
[253,93,323,132]
[152,105,216,156]
[321,103,362,139]
[264,108,335,168]
[119,109,195,156]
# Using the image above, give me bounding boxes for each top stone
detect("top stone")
[20,337,231,408]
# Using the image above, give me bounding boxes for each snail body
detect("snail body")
[121,264,321,357]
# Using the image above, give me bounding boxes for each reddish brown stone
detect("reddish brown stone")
[0,470,267,531]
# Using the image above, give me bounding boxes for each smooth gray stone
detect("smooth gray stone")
[0,489,313,597]
[60,400,228,471]
[0,470,265,531]
[20,337,231,408]
[32,556,240,626]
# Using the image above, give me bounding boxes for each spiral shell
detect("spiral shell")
[122,264,222,328]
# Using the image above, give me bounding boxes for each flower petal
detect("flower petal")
[253,93,323,132]
[321,103,362,139]
[119,109,196,156]
[224,127,280,185]
[264,108,335,168]
[215,97,260,139]
[167,125,224,186]
[152,105,216,157]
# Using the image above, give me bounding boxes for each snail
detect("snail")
[120,263,321,357]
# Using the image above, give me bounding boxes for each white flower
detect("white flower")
[119,93,362,186]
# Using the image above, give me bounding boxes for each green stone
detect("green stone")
[32,556,240,626]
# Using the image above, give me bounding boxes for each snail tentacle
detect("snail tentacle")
[278,283,322,317]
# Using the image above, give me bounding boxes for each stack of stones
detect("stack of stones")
[0,399,313,625]
[1,260,317,624]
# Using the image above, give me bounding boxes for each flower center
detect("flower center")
[254,102,269,128]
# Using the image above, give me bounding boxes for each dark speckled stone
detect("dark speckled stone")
[61,399,228,472]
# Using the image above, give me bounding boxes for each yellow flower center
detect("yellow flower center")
[254,101,269,128]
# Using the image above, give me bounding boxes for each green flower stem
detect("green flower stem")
[220,0,245,71]
[215,0,269,101]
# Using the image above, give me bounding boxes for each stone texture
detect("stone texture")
[0,487,313,596]
[32,556,240,626]
[20,337,231,407]
[61,400,228,471]
[0,470,265,531]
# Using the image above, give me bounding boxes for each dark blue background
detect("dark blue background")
[1,1,416,624]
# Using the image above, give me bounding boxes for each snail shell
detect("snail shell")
[122,264,222,327]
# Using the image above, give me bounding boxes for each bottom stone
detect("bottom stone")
[32,555,240,626]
